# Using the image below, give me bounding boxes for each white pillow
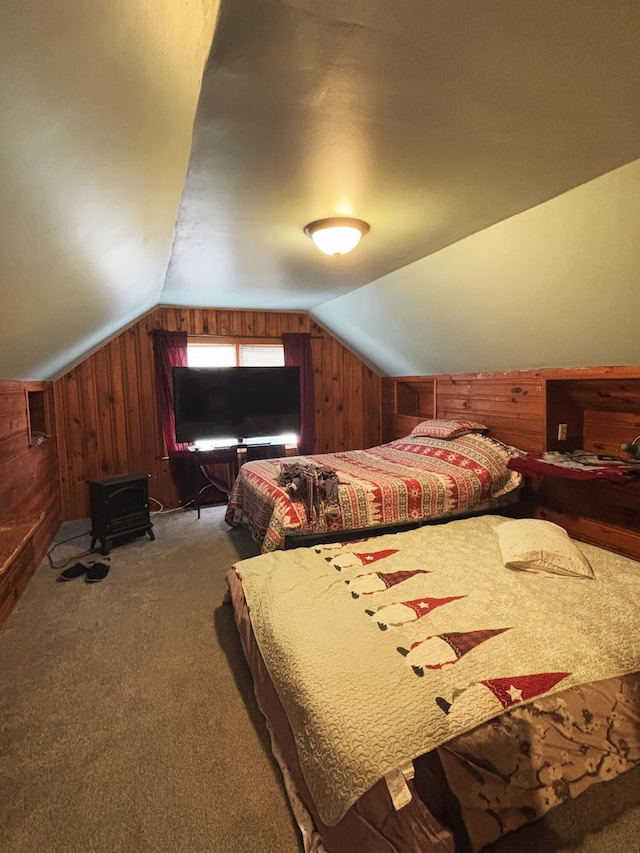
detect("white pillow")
[496,518,594,578]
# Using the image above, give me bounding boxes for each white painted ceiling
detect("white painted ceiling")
[162,0,640,310]
[2,0,640,380]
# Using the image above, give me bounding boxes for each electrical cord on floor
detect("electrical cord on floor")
[47,492,208,568]
[148,495,195,515]
[149,495,164,515]
[45,531,93,570]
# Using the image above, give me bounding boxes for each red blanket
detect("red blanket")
[225,434,522,552]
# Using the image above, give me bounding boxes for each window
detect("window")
[186,338,295,449]
[186,338,285,368]
[239,345,284,367]
[187,343,237,367]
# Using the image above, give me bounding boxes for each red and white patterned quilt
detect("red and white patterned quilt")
[224,434,523,552]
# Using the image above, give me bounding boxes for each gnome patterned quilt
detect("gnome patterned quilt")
[231,514,640,827]
[225,433,522,552]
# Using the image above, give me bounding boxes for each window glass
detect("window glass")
[239,344,285,367]
[187,343,236,367]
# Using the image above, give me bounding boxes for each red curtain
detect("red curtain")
[282,332,315,455]
[151,329,193,504]
[151,329,189,454]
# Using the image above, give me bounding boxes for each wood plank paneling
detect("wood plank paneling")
[533,506,640,562]
[0,380,62,627]
[583,410,640,457]
[382,367,640,560]
[310,338,327,452]
[120,328,145,474]
[382,372,545,451]
[435,374,545,451]
[362,367,381,449]
[8,340,640,624]
[533,477,640,532]
[0,533,35,627]
[54,307,382,520]
[381,379,434,441]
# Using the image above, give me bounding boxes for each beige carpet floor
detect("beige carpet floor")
[1,504,639,853]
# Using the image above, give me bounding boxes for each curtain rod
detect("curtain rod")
[149,330,323,339]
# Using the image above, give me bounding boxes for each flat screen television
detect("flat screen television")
[172,366,301,444]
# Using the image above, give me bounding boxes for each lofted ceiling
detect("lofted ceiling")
[163,0,640,310]
[2,0,640,380]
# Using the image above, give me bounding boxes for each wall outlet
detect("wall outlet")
[557,423,568,441]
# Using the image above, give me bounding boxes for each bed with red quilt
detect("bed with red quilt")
[226,514,640,853]
[224,420,523,552]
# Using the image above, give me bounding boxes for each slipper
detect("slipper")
[86,562,110,583]
[57,562,89,582]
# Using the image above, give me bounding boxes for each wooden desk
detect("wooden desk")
[237,442,288,467]
[191,443,298,518]
[190,447,239,519]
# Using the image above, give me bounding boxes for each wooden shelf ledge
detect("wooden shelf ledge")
[0,518,41,576]
[534,507,640,562]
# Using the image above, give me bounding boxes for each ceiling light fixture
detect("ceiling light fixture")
[304,217,370,256]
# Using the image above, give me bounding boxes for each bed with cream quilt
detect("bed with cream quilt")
[226,514,640,853]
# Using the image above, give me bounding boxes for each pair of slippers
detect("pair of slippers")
[57,560,110,583]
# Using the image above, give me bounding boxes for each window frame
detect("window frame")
[186,335,285,367]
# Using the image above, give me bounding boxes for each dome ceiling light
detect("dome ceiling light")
[304,217,370,256]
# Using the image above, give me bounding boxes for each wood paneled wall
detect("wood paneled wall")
[5,349,640,624]
[382,366,640,561]
[0,380,62,626]
[382,367,640,453]
[54,307,381,521]
[381,370,546,451]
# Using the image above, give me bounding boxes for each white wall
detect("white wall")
[313,158,640,376]
[0,0,220,380]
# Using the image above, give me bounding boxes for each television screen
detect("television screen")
[172,366,301,443]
